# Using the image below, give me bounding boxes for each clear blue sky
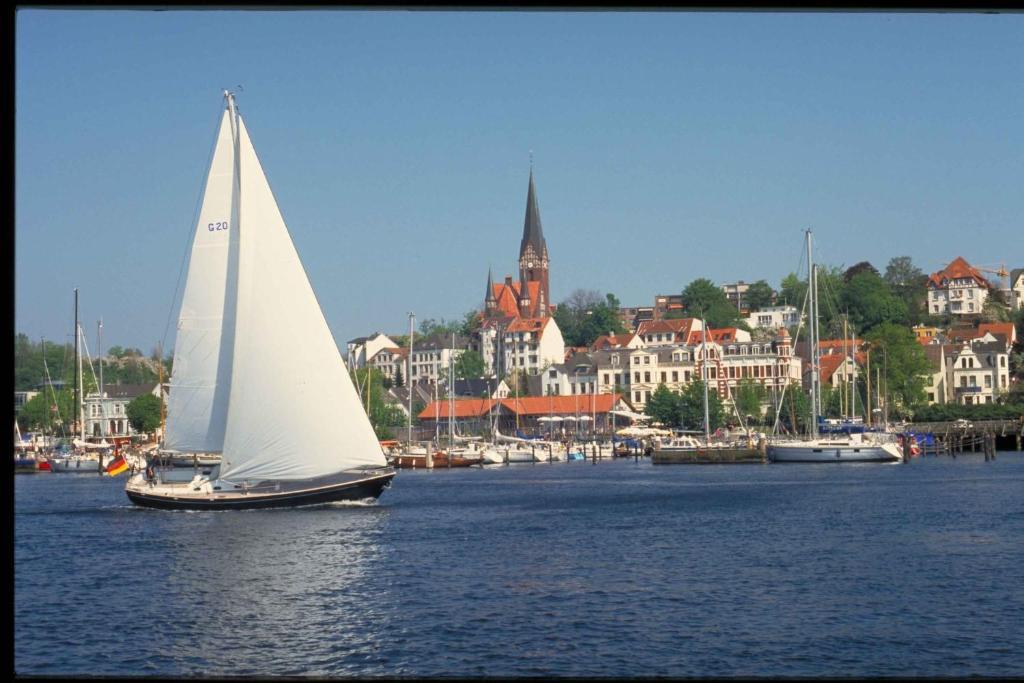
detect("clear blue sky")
[16,9,1024,354]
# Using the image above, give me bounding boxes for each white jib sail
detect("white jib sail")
[164,109,237,454]
[218,114,386,482]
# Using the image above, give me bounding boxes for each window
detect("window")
[985,376,991,387]
[603,373,610,384]
[611,355,620,366]
[661,372,667,382]
[643,356,650,365]
[634,372,641,383]
[644,372,651,382]
[672,371,678,382]
[635,391,641,402]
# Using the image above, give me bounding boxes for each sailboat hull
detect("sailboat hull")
[767,443,901,463]
[125,468,395,510]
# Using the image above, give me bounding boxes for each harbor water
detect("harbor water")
[14,454,1024,677]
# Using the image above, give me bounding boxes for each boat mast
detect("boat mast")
[701,315,710,444]
[806,230,819,439]
[407,312,415,448]
[73,288,79,441]
[98,318,105,439]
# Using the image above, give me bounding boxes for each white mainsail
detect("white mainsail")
[164,110,237,454]
[218,107,386,481]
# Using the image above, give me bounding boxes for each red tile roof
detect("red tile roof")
[497,393,623,416]
[591,333,636,350]
[418,398,496,420]
[928,256,991,289]
[636,318,698,338]
[506,317,549,334]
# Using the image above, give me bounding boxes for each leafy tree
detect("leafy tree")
[17,388,75,434]
[981,298,1011,323]
[841,270,909,333]
[644,384,682,427]
[884,256,927,323]
[460,309,483,337]
[680,278,744,329]
[734,378,765,422]
[393,364,404,388]
[127,393,163,435]
[352,368,407,439]
[843,261,880,282]
[418,317,462,339]
[678,379,725,432]
[778,272,808,309]
[554,290,627,347]
[743,280,775,311]
[863,322,932,412]
[453,350,486,380]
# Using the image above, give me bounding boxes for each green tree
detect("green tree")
[352,368,408,439]
[644,384,682,427]
[460,309,483,337]
[393,364,404,388]
[841,270,909,333]
[884,256,928,324]
[743,280,775,311]
[681,279,744,329]
[778,272,808,309]
[734,378,765,423]
[863,322,932,412]
[127,393,163,435]
[17,388,75,434]
[981,298,1011,323]
[453,350,486,379]
[679,379,725,432]
[553,290,627,347]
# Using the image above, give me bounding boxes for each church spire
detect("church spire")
[519,168,546,261]
[484,266,496,312]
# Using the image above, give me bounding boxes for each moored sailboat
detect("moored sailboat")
[125,92,394,509]
[766,230,901,464]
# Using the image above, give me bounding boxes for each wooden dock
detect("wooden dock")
[652,446,765,465]
[904,419,1023,457]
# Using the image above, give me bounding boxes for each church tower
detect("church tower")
[484,266,497,316]
[518,169,550,318]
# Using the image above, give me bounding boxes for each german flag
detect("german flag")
[105,454,129,476]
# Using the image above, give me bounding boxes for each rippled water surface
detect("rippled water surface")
[15,454,1024,677]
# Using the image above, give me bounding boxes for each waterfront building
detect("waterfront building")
[927,257,993,316]
[590,332,642,351]
[923,345,951,405]
[417,393,630,435]
[943,338,1010,405]
[451,378,511,399]
[83,382,162,439]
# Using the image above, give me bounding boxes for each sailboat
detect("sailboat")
[766,230,902,464]
[125,92,395,509]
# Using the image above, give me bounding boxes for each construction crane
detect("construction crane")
[976,263,1009,291]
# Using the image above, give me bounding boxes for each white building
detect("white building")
[1009,268,1024,311]
[346,332,398,370]
[368,346,408,384]
[408,334,469,385]
[944,339,1010,405]
[927,257,992,316]
[474,316,565,379]
[745,305,802,331]
[83,382,163,439]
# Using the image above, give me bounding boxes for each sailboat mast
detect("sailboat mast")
[850,329,857,420]
[96,319,103,438]
[701,316,710,443]
[73,288,80,440]
[806,230,819,438]
[407,312,415,447]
